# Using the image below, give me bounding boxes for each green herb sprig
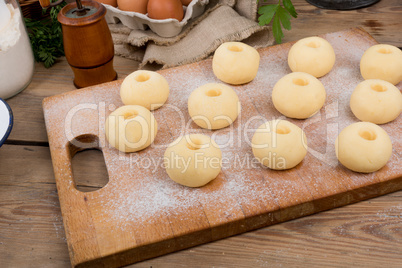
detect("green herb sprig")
[24,3,66,68]
[257,0,298,44]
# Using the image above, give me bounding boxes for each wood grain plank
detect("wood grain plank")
[134,191,402,268]
[280,0,402,47]
[0,145,70,267]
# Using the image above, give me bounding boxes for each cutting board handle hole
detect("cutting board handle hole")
[69,135,109,192]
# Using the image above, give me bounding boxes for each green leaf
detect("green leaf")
[283,0,298,18]
[272,14,284,44]
[44,55,55,68]
[258,4,279,26]
[24,5,65,68]
[277,6,292,30]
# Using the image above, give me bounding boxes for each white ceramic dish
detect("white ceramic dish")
[104,0,209,37]
[0,98,13,147]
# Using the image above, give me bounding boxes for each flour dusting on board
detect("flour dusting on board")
[43,29,401,252]
[96,30,401,231]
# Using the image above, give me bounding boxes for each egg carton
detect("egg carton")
[104,0,209,38]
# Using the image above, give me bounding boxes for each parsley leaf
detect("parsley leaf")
[283,0,298,18]
[277,6,292,31]
[258,4,279,26]
[257,0,298,44]
[25,4,66,68]
[272,14,283,44]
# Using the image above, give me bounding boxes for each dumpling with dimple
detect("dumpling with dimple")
[350,79,402,124]
[288,36,336,78]
[360,44,402,85]
[212,42,260,85]
[105,105,158,153]
[252,119,308,170]
[188,83,241,130]
[120,70,169,111]
[272,72,326,119]
[335,122,392,173]
[164,134,222,187]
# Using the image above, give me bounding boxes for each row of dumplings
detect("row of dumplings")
[104,37,401,187]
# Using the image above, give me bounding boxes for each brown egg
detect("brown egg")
[181,0,192,6]
[117,0,148,13]
[95,0,117,7]
[147,0,184,21]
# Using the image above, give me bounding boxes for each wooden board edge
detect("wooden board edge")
[71,175,402,267]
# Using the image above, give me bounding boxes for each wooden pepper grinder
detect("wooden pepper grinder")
[39,0,117,88]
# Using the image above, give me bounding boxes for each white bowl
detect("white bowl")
[104,0,209,37]
[0,98,13,146]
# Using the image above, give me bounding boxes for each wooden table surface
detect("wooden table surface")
[1,0,401,267]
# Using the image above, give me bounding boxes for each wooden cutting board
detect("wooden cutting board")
[43,28,402,268]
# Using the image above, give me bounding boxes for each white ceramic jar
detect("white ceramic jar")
[0,0,34,99]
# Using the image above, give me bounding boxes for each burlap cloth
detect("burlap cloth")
[109,0,274,69]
